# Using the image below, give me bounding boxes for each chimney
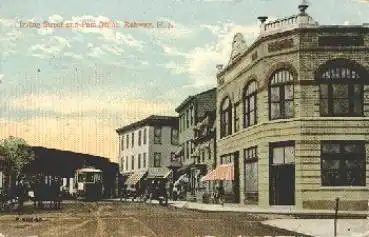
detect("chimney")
[216,64,223,72]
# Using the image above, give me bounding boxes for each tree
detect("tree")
[0,136,35,181]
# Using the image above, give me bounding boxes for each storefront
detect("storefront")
[124,170,147,192]
[202,163,234,194]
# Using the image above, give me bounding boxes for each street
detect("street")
[0,201,305,237]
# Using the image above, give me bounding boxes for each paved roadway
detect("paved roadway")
[0,201,306,237]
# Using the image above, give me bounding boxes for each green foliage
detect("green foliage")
[0,136,35,179]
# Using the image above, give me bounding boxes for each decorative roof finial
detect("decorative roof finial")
[257,16,268,24]
[298,0,309,13]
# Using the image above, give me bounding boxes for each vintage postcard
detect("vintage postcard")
[0,0,368,236]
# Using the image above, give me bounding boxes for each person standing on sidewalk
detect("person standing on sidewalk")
[120,184,127,202]
[16,179,25,215]
[168,181,174,200]
[148,181,155,203]
[219,185,225,206]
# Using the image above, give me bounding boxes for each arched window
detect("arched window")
[220,97,232,138]
[269,70,294,120]
[244,80,257,128]
[317,66,364,116]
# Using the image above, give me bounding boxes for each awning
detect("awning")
[174,174,189,186]
[125,170,147,186]
[77,167,102,173]
[175,147,184,157]
[120,171,132,176]
[146,167,172,179]
[201,163,234,181]
[178,160,194,173]
[201,169,216,182]
[202,116,209,126]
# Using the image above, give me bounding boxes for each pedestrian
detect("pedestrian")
[120,184,127,202]
[148,180,155,203]
[131,184,137,202]
[215,184,220,204]
[218,185,225,206]
[16,179,25,215]
[168,181,174,200]
[172,186,178,201]
[55,179,62,209]
[51,178,58,209]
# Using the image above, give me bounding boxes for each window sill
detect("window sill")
[218,117,369,141]
[319,186,368,191]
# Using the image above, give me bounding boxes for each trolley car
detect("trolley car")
[75,167,104,201]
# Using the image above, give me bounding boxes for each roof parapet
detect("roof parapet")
[258,1,318,38]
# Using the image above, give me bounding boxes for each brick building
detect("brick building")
[216,3,369,210]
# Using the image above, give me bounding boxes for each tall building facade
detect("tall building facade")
[193,110,217,200]
[116,115,180,184]
[216,4,369,210]
[175,88,217,196]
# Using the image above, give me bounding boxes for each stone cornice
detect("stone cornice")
[217,26,369,79]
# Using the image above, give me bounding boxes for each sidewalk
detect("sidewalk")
[262,219,369,237]
[169,201,369,237]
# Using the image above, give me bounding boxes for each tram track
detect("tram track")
[0,202,305,237]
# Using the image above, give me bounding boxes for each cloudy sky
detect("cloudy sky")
[0,0,368,162]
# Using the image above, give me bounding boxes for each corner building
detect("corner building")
[216,4,369,210]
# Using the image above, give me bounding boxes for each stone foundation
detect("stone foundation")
[303,200,368,211]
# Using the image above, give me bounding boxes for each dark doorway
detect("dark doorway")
[269,142,295,205]
[270,164,295,205]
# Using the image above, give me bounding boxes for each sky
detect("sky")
[0,0,368,162]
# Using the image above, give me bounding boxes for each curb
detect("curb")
[169,204,367,219]
[260,223,315,237]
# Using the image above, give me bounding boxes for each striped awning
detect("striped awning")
[125,170,147,186]
[201,169,216,182]
[201,163,234,181]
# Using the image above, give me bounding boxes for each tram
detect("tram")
[75,167,104,201]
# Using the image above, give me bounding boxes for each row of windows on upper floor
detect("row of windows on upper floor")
[179,106,195,132]
[219,59,369,138]
[178,140,214,164]
[181,140,195,161]
[120,153,148,171]
[120,152,176,172]
[119,127,179,151]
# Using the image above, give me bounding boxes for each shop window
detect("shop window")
[321,141,366,186]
